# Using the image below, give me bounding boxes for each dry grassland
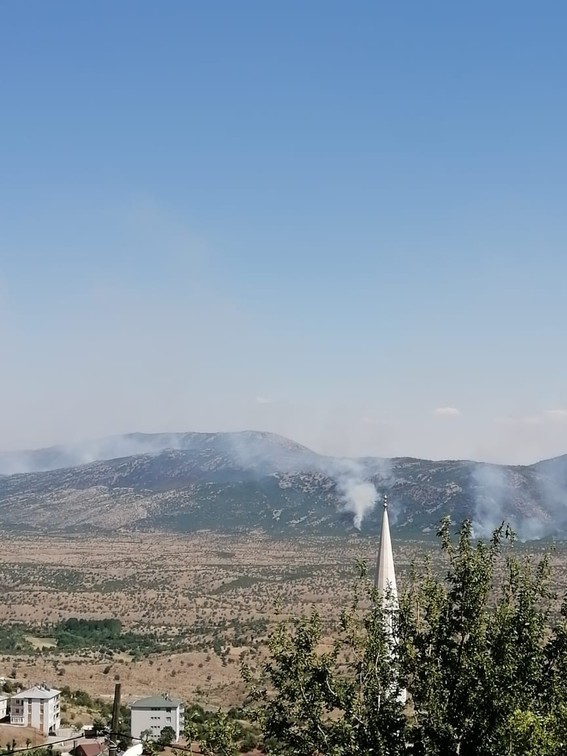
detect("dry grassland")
[1,531,565,710]
[0,724,46,750]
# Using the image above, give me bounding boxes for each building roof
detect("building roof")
[130,695,182,709]
[73,743,106,756]
[0,694,9,701]
[13,685,61,700]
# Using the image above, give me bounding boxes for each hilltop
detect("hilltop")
[0,431,566,538]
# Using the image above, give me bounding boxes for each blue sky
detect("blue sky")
[1,1,566,462]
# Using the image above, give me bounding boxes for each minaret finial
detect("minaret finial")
[383,493,388,509]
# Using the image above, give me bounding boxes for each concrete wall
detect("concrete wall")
[10,694,60,735]
[131,705,183,742]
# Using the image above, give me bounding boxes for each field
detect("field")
[1,531,565,713]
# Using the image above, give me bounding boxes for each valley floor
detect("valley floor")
[1,531,565,709]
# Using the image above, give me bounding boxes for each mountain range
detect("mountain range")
[1,431,566,539]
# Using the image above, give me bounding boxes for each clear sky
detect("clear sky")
[1,1,566,463]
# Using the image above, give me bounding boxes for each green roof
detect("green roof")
[130,695,182,709]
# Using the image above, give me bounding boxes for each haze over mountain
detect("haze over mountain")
[1,431,566,540]
[0,431,322,477]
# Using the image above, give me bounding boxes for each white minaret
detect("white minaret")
[374,494,407,704]
[374,494,398,600]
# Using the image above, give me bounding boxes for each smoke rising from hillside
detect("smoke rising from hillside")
[338,477,377,529]
[225,433,395,530]
[471,462,561,541]
[333,460,377,529]
[329,457,393,530]
[471,464,508,538]
[2,429,567,540]
[224,433,388,529]
[0,430,393,531]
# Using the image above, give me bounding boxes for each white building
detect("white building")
[130,694,184,743]
[0,694,8,719]
[10,684,61,735]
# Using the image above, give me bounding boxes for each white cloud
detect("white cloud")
[255,396,274,405]
[432,407,461,417]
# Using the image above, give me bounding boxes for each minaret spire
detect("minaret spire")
[374,494,398,600]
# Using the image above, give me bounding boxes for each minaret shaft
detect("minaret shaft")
[374,495,398,600]
[374,495,407,704]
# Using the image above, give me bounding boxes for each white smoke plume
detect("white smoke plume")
[338,476,378,529]
[471,464,508,538]
[329,457,392,530]
[225,433,393,529]
[471,462,553,541]
[0,429,395,531]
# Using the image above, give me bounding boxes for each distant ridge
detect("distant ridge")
[0,430,321,475]
[0,431,566,539]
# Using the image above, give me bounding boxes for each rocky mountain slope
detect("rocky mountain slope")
[0,431,566,538]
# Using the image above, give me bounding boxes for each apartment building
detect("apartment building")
[0,694,8,720]
[10,684,61,735]
[130,694,184,743]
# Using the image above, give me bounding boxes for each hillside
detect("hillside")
[0,431,566,538]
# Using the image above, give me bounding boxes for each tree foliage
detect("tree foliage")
[0,624,33,654]
[240,562,408,756]
[184,707,242,756]
[158,726,176,746]
[398,519,567,755]
[193,518,567,755]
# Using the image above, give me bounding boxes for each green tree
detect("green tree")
[242,574,408,755]
[91,718,107,736]
[230,519,567,755]
[398,518,567,755]
[184,709,240,756]
[158,726,176,746]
